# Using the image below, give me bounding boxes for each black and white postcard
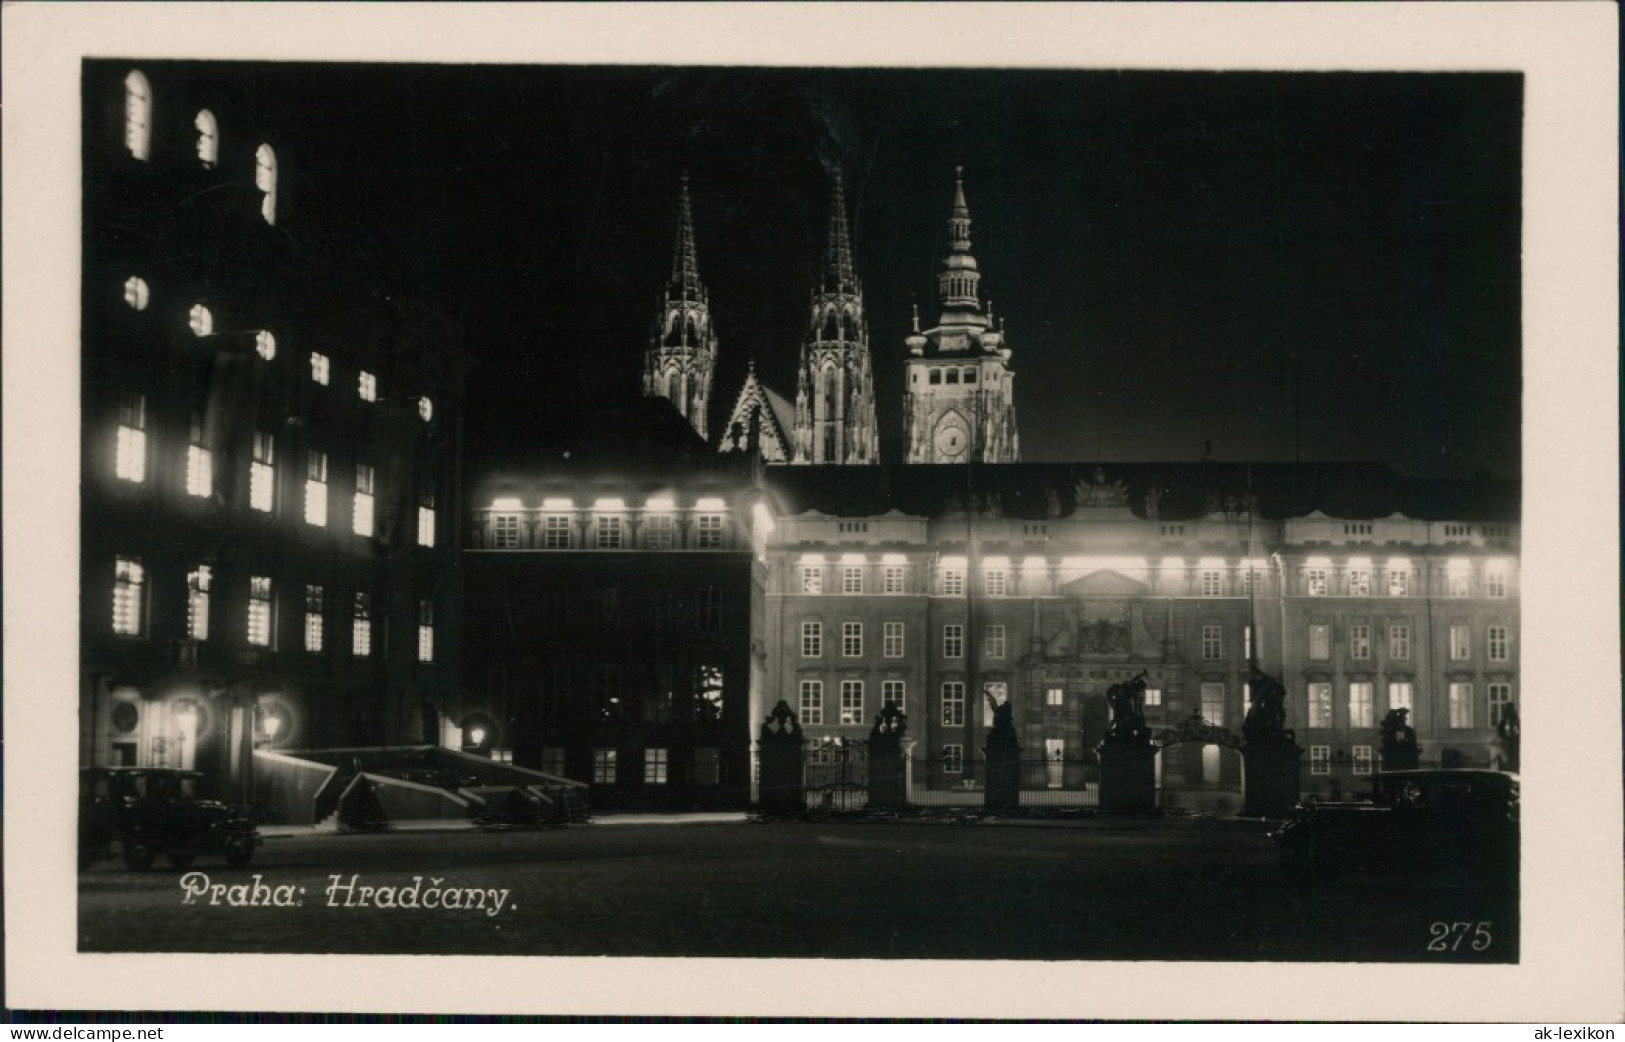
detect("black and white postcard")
[4,2,1619,1022]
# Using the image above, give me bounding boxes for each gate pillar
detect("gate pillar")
[757,700,805,815]
[1098,743,1157,812]
[867,702,907,810]
[983,693,1021,812]
[1241,741,1303,818]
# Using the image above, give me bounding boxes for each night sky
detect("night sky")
[171,64,1522,478]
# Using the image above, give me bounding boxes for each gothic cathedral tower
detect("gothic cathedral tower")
[644,174,717,442]
[792,174,879,465]
[903,169,1020,463]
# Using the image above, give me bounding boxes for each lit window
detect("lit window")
[250,432,275,512]
[1046,687,1064,707]
[1488,684,1514,727]
[1244,624,1253,661]
[1388,623,1411,660]
[189,303,213,337]
[842,621,863,657]
[943,624,964,659]
[798,680,823,725]
[417,599,434,662]
[255,330,276,361]
[595,515,623,549]
[1347,569,1371,597]
[943,744,964,774]
[195,109,219,168]
[1200,570,1222,597]
[1349,624,1370,660]
[1487,568,1508,599]
[941,683,966,727]
[1144,687,1163,707]
[840,681,864,725]
[352,592,372,657]
[843,567,864,594]
[801,567,823,594]
[255,144,278,225]
[1449,624,1471,661]
[417,498,436,547]
[1307,683,1332,728]
[801,621,823,658]
[493,513,520,549]
[247,575,273,647]
[310,352,330,386]
[693,747,721,786]
[1310,746,1331,776]
[1201,624,1222,661]
[304,451,328,527]
[542,513,568,549]
[1448,572,1470,598]
[416,397,435,422]
[1308,624,1330,660]
[985,569,1007,596]
[352,464,375,537]
[881,680,905,711]
[593,748,617,784]
[123,276,150,311]
[1488,625,1510,662]
[1305,569,1327,596]
[183,416,213,498]
[1387,682,1413,715]
[124,70,152,160]
[985,624,1006,659]
[697,585,722,633]
[1243,569,1261,596]
[644,748,668,785]
[696,514,724,549]
[115,393,147,483]
[1201,683,1226,726]
[883,620,905,659]
[1449,683,1474,728]
[303,584,324,653]
[1349,682,1374,729]
[1352,746,1374,775]
[186,565,211,641]
[942,568,965,597]
[695,665,724,721]
[1388,569,1410,597]
[112,556,145,635]
[358,371,377,402]
[883,565,905,594]
[645,514,674,549]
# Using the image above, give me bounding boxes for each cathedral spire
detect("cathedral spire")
[949,165,971,249]
[668,172,704,306]
[822,172,859,297]
[645,173,717,442]
[937,166,983,316]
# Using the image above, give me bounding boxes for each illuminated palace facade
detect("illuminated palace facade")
[757,464,1519,792]
[81,64,467,799]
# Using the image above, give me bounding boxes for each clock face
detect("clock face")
[935,423,968,459]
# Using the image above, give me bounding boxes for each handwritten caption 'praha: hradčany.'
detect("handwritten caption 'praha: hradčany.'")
[178,872,514,917]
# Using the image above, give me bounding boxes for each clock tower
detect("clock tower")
[902,169,1020,464]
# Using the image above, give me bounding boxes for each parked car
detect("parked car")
[1272,769,1519,893]
[79,767,261,871]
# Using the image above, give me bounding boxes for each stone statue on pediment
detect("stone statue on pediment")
[1075,466,1129,509]
[1143,484,1162,520]
[1045,487,1063,519]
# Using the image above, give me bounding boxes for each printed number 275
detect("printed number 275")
[1428,921,1492,952]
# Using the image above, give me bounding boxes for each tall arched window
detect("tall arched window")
[123,276,150,311]
[255,144,278,225]
[194,109,219,169]
[124,70,152,161]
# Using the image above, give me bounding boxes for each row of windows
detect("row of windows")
[1299,566,1510,599]
[1303,680,1514,731]
[918,367,982,386]
[798,621,1015,660]
[796,679,910,726]
[489,511,726,550]
[111,556,435,662]
[1302,621,1513,662]
[122,69,279,224]
[572,746,722,786]
[112,396,437,544]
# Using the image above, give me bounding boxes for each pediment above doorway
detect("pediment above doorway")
[1061,569,1150,598]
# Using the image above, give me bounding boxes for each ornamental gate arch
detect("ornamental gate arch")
[1151,711,1245,793]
